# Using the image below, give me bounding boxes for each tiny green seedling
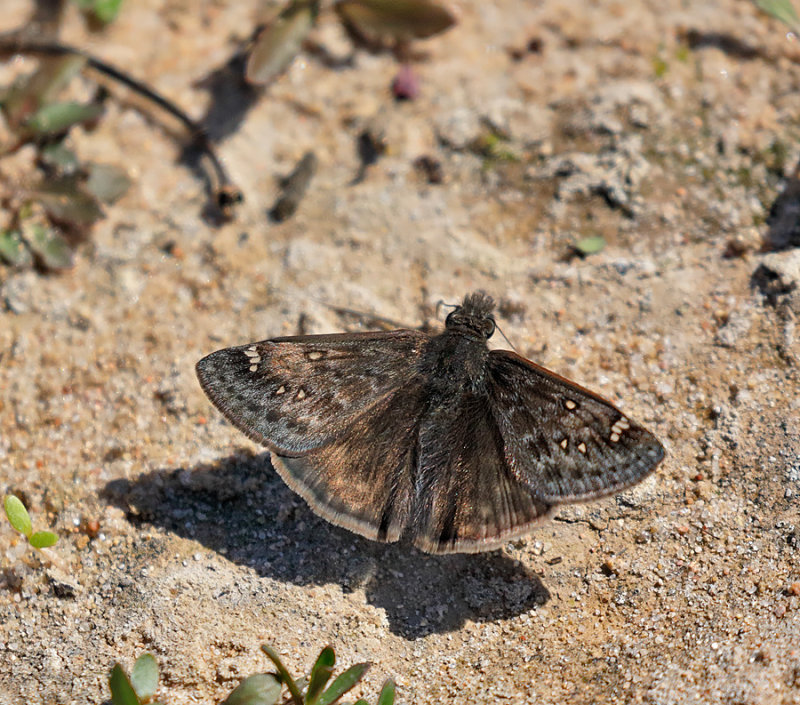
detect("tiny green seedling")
[72,0,124,25]
[223,644,396,705]
[572,235,606,257]
[754,0,800,32]
[109,653,162,705]
[3,495,59,550]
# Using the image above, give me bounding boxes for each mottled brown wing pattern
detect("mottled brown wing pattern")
[272,380,428,544]
[196,330,428,455]
[487,350,664,502]
[196,291,665,554]
[410,394,552,554]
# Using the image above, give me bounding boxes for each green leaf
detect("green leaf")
[4,496,33,537]
[109,663,141,705]
[573,235,606,256]
[306,646,335,705]
[32,56,88,106]
[376,679,396,705]
[23,223,74,270]
[260,645,304,705]
[246,0,320,85]
[130,653,158,700]
[31,179,104,227]
[86,163,132,204]
[334,0,456,41]
[754,0,800,28]
[92,0,124,23]
[39,143,81,176]
[1,56,87,130]
[351,701,369,705]
[29,530,59,548]
[317,663,370,705]
[0,230,34,268]
[223,673,282,705]
[25,101,104,136]
[73,0,123,23]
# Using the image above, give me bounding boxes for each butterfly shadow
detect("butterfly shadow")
[102,450,550,639]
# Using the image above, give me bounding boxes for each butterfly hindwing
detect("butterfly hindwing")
[196,330,428,454]
[271,381,428,543]
[487,350,664,502]
[410,393,552,554]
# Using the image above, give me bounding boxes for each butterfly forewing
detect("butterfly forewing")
[487,350,664,502]
[196,330,427,455]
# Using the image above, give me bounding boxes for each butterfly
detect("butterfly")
[196,291,664,554]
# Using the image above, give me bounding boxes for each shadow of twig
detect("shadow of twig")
[193,51,263,144]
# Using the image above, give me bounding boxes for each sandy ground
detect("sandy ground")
[1,0,799,703]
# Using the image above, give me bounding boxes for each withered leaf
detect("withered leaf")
[246,0,320,85]
[30,178,104,228]
[334,0,456,42]
[85,163,132,204]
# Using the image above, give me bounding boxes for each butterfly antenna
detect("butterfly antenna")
[495,323,518,352]
[436,299,459,320]
[309,297,411,330]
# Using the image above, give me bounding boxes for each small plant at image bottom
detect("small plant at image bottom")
[109,653,162,705]
[754,0,800,32]
[3,495,59,552]
[223,644,396,705]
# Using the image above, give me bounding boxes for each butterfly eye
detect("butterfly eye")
[445,307,496,339]
[444,307,461,328]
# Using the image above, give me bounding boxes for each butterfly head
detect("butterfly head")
[445,291,496,340]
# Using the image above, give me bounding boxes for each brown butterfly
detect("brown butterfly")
[196,291,664,553]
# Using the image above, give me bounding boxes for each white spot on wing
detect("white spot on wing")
[609,416,630,442]
[244,347,261,364]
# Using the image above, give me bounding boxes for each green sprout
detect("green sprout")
[72,0,124,25]
[3,495,59,550]
[473,130,520,164]
[108,647,395,705]
[223,644,396,705]
[754,0,800,32]
[572,235,606,257]
[109,653,162,705]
